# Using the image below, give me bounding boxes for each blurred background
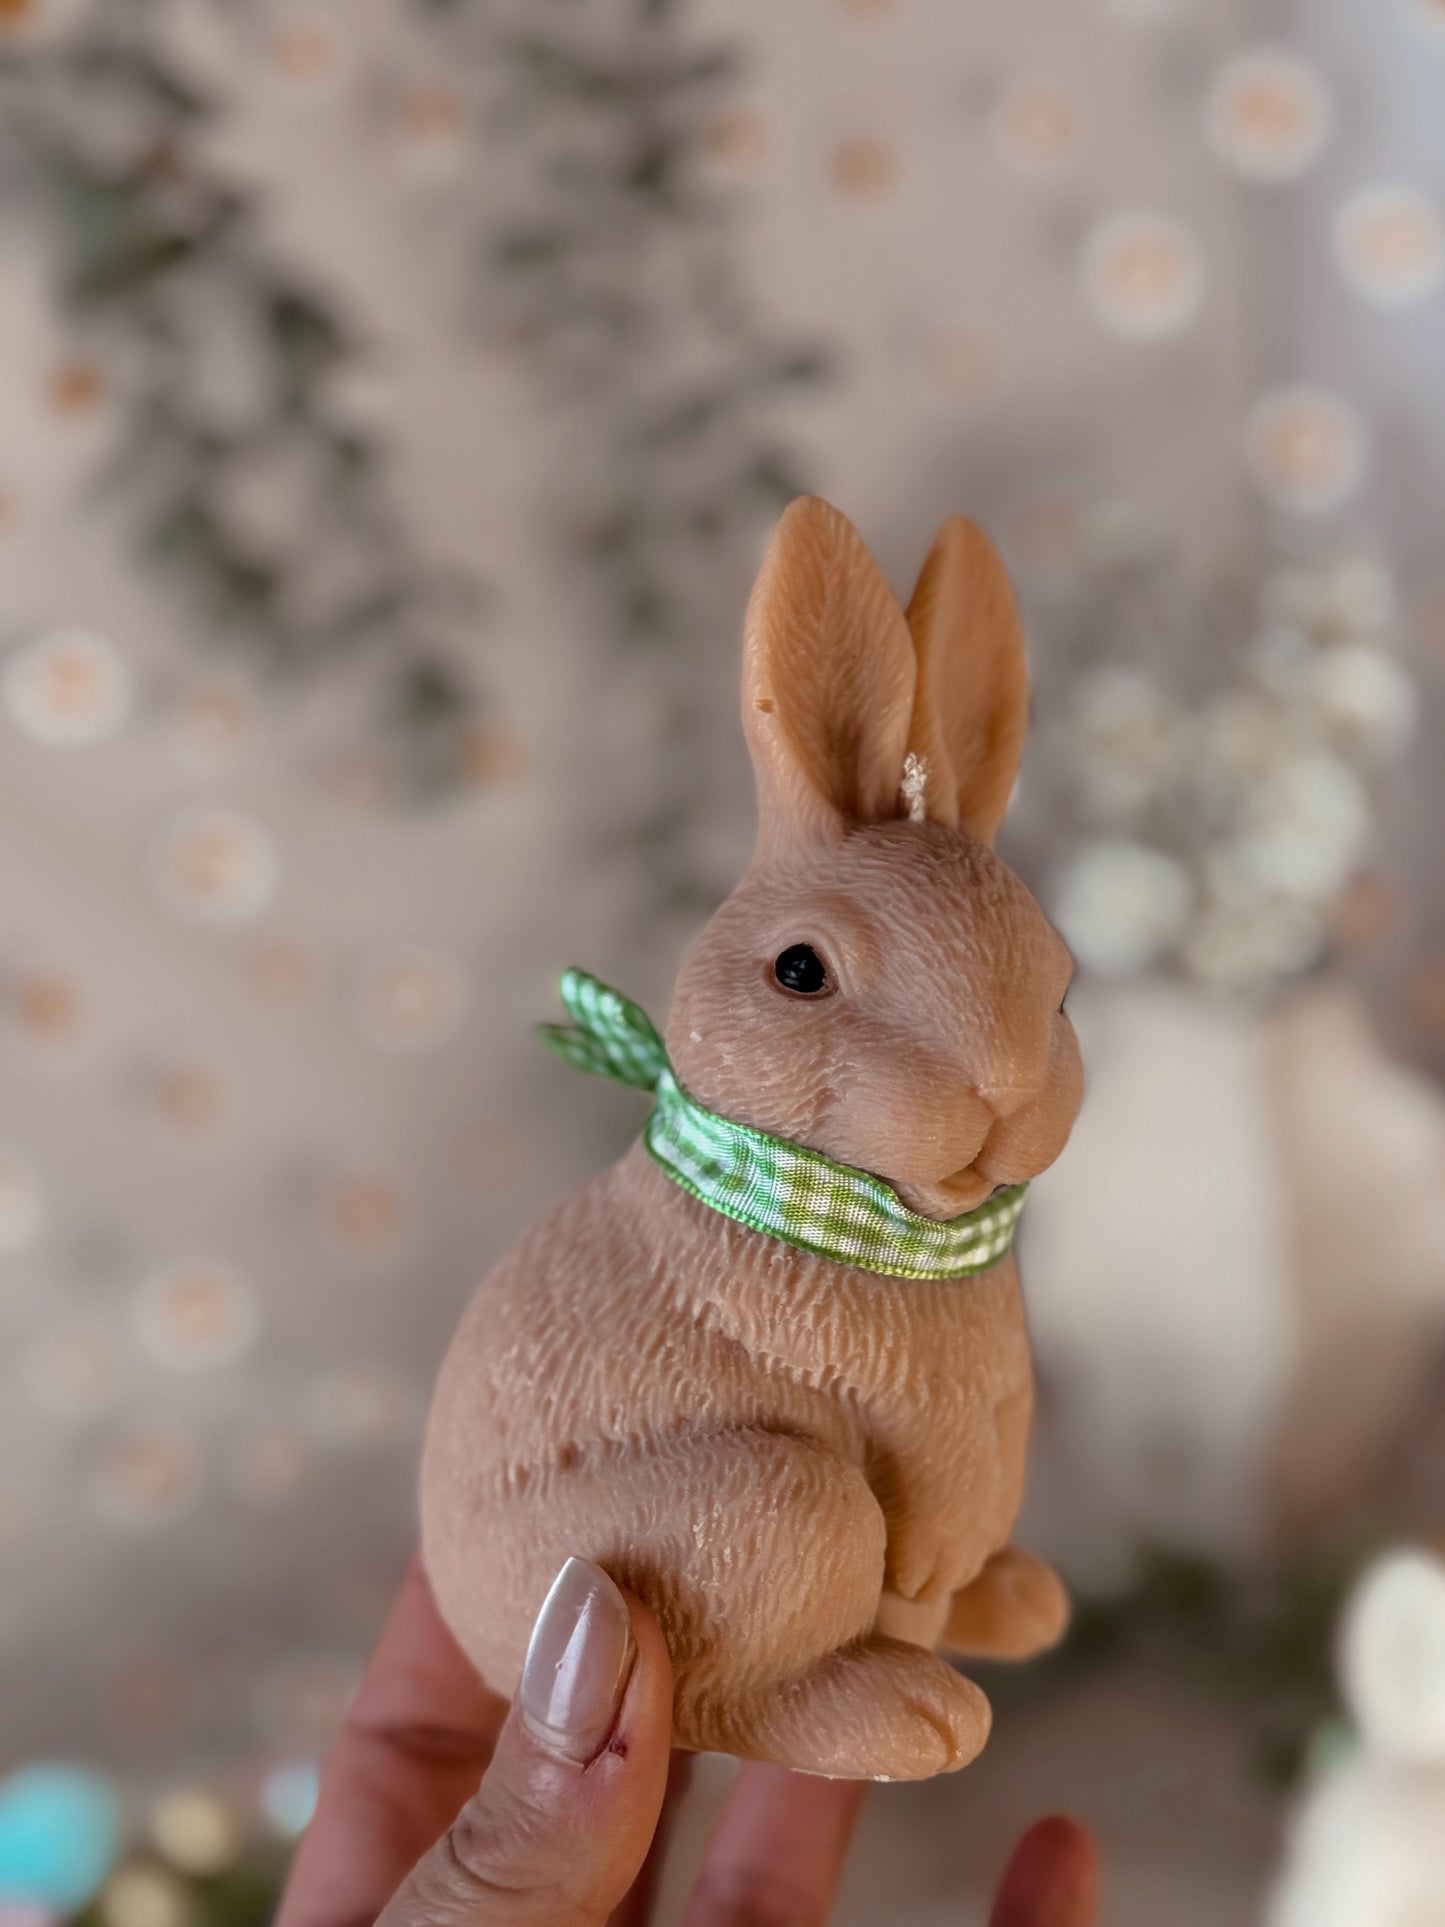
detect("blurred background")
[2,0,1445,1921]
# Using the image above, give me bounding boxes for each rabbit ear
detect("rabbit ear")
[742,496,917,848]
[903,517,1029,843]
[1339,1547,1445,1763]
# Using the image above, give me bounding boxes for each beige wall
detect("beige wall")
[2,0,1442,1801]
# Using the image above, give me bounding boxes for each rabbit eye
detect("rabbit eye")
[773,943,829,996]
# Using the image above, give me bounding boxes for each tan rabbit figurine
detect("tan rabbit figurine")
[422,496,1083,1781]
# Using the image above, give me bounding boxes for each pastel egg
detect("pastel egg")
[0,1765,121,1913]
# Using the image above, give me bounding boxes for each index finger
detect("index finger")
[277,1558,509,1927]
[989,1816,1099,1927]
[683,1762,868,1926]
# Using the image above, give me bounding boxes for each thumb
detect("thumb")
[379,1558,673,1927]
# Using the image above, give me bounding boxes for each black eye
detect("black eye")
[774,943,829,996]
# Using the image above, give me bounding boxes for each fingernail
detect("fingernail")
[520,1556,635,1764]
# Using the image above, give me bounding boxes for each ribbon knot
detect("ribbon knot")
[539,968,669,1092]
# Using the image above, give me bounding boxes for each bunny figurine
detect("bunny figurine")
[421,496,1083,1780]
[1269,1546,1445,1927]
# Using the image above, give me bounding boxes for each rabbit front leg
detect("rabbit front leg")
[868,1452,985,1651]
[870,1382,1069,1662]
[868,1378,1039,1649]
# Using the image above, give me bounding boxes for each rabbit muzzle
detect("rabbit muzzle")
[892,1039,1083,1220]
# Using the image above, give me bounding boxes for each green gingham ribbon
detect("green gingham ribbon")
[539,968,1026,1282]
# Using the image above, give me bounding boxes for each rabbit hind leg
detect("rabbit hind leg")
[595,1429,990,1781]
[425,1425,884,1714]
[428,1425,988,1780]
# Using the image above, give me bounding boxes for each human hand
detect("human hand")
[275,1555,1098,1927]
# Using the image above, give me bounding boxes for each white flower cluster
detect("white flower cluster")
[1048,552,1414,995]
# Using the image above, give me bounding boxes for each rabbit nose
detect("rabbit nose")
[972,1078,1035,1122]
[967,1033,1052,1119]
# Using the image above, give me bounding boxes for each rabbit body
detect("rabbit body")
[424,1143,1044,1779]
[422,500,1082,1781]
[1270,1761,1445,1927]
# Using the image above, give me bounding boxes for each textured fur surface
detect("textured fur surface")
[421,498,1083,1780]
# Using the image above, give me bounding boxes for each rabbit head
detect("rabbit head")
[1340,1546,1445,1766]
[666,496,1082,1220]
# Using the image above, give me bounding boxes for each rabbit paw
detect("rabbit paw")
[939,1546,1070,1660]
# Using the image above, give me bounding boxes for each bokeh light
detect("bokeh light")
[1245,385,1367,511]
[1204,48,1333,182]
[1082,211,1204,338]
[3,630,130,747]
[1333,185,1445,307]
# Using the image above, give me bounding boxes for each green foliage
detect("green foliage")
[70,1852,290,1927]
[1,0,823,827]
[433,0,827,911]
[0,2,487,799]
[982,1537,1384,1791]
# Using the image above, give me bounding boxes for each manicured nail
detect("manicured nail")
[520,1556,635,1764]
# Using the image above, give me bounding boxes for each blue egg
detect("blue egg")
[259,1762,318,1839]
[0,1765,122,1913]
